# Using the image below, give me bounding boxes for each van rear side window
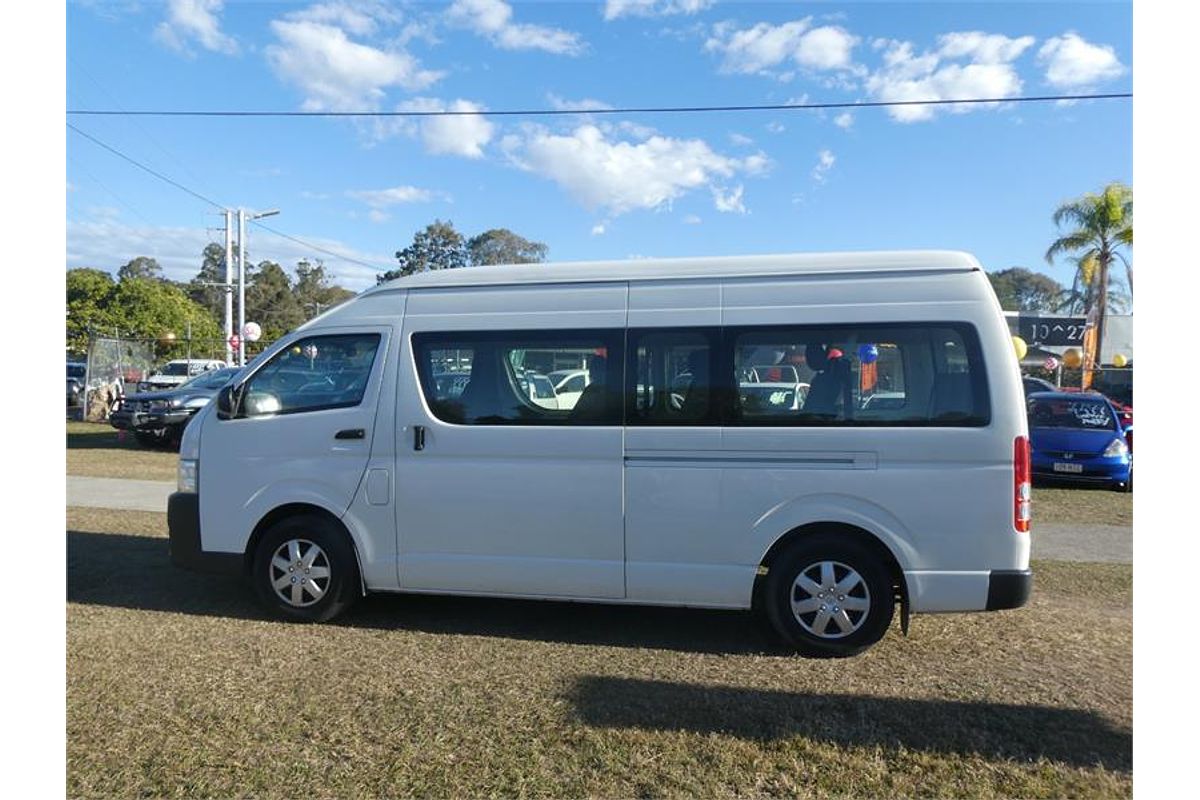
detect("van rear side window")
[414,331,624,425]
[729,324,989,427]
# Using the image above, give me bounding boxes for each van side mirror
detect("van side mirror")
[216,385,239,419]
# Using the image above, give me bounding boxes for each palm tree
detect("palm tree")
[1045,182,1133,364]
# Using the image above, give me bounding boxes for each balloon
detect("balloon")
[242,321,262,343]
[1044,356,1059,371]
[1113,353,1128,368]
[1012,336,1028,360]
[857,344,879,364]
[159,331,177,345]
[1063,348,1082,369]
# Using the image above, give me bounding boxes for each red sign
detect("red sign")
[229,334,240,350]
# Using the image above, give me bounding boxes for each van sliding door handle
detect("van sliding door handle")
[413,425,426,451]
[335,428,366,440]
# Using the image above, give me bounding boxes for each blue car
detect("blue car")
[1028,391,1132,492]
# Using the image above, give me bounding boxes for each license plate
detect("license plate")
[1053,462,1084,474]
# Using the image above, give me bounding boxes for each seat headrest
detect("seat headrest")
[805,343,829,371]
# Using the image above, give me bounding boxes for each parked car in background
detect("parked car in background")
[138,358,227,392]
[517,371,560,410]
[1027,391,1131,492]
[1021,375,1057,397]
[113,367,240,448]
[548,369,590,410]
[738,365,810,414]
[67,362,87,406]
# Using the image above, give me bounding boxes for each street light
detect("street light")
[237,208,280,366]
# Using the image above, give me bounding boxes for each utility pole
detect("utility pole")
[237,209,246,367]
[224,210,234,365]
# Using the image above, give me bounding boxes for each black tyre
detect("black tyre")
[251,514,361,623]
[762,533,896,658]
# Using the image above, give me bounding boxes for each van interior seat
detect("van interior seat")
[802,344,851,417]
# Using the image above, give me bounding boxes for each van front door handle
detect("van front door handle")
[335,428,366,440]
[413,425,426,451]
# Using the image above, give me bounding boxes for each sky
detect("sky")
[65,1,1132,292]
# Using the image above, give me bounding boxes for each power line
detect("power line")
[66,122,392,274]
[66,92,1131,118]
[67,122,226,210]
[252,221,387,273]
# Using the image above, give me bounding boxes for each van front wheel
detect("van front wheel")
[251,515,360,623]
[762,535,895,658]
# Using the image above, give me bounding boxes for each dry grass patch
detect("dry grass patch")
[68,507,1131,798]
[67,421,176,481]
[1033,486,1132,527]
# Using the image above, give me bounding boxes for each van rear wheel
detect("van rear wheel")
[251,515,360,623]
[762,534,895,658]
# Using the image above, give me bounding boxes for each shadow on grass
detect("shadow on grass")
[567,676,1132,771]
[66,429,142,451]
[67,530,776,655]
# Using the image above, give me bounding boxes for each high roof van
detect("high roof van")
[168,251,1032,657]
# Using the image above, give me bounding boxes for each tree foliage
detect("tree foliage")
[246,260,306,341]
[66,267,222,355]
[467,228,548,266]
[188,243,231,322]
[378,220,469,283]
[1045,182,1133,359]
[117,256,163,282]
[986,268,1064,312]
[295,259,355,316]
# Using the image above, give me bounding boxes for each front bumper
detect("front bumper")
[986,569,1033,610]
[143,409,196,428]
[167,492,242,575]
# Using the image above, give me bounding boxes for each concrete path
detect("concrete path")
[65,476,1132,564]
[1032,523,1131,564]
[67,475,173,514]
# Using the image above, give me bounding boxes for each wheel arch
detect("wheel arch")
[244,503,367,595]
[752,521,908,619]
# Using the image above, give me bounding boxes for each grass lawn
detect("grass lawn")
[67,507,1131,798]
[66,421,177,481]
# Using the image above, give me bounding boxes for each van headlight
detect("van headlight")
[1103,438,1129,458]
[177,459,199,493]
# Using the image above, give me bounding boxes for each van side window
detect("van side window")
[729,324,989,426]
[413,331,623,425]
[241,333,381,416]
[628,329,719,425]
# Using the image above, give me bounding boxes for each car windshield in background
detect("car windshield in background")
[160,363,191,376]
[182,368,239,390]
[1028,397,1116,430]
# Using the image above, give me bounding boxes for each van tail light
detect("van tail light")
[1014,435,1031,533]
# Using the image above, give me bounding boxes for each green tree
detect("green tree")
[246,260,305,340]
[66,268,119,353]
[188,243,230,322]
[117,256,163,282]
[467,228,549,266]
[295,258,355,318]
[378,220,468,283]
[986,267,1064,312]
[112,278,222,350]
[1045,182,1133,360]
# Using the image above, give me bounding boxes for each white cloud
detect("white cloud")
[705,18,860,76]
[547,94,614,112]
[1038,32,1126,88]
[67,214,386,289]
[765,121,785,134]
[367,209,390,224]
[729,132,755,146]
[346,185,442,207]
[288,1,400,37]
[391,97,496,158]
[812,149,835,182]
[154,0,238,56]
[447,0,584,55]
[504,123,767,216]
[591,223,607,236]
[682,214,702,225]
[834,111,854,129]
[266,17,442,111]
[603,0,713,21]
[712,185,746,214]
[865,33,1032,122]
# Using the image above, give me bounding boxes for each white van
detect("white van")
[169,251,1031,657]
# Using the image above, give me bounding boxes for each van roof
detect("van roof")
[364,250,981,293]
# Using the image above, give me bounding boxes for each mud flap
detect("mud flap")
[899,594,910,636]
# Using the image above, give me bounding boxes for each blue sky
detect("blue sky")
[65,1,1132,292]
